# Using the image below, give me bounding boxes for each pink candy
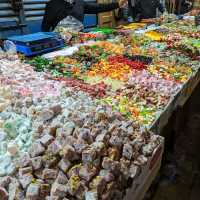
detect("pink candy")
[0,58,64,99]
[129,70,181,96]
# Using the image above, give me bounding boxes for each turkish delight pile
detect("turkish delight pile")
[0,103,163,200]
[128,70,181,96]
[0,54,63,99]
[0,54,163,200]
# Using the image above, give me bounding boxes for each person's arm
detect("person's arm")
[42,2,53,32]
[84,2,119,14]
[42,14,52,32]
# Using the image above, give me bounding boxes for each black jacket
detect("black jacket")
[42,0,119,31]
[139,0,164,18]
[128,0,142,19]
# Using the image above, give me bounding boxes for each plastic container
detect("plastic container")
[3,40,16,53]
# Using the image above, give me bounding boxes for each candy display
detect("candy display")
[54,77,108,98]
[118,23,146,30]
[94,41,125,55]
[166,35,200,59]
[55,28,103,45]
[0,107,163,199]
[101,97,158,125]
[0,55,163,199]
[0,16,199,200]
[161,19,200,38]
[86,60,131,81]
[108,55,146,70]
[92,27,115,35]
[128,70,181,96]
[0,54,64,98]
[82,76,125,92]
[72,45,110,66]
[158,50,200,71]
[0,112,33,176]
[68,32,103,45]
[86,56,146,82]
[98,81,170,125]
[144,31,165,41]
[124,55,153,65]
[26,17,198,124]
[148,61,193,83]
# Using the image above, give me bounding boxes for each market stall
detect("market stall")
[0,15,199,200]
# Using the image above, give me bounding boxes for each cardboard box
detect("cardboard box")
[97,0,116,28]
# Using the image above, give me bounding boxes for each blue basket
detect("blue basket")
[83,14,97,28]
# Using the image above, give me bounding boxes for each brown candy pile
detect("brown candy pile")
[117,84,170,108]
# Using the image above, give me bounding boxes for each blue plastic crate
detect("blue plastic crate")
[8,32,65,56]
